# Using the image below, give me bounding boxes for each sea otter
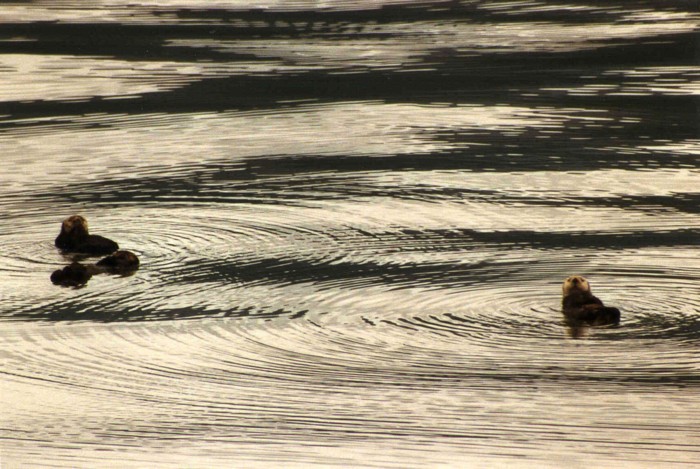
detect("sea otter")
[50,251,140,287]
[96,250,140,274]
[562,275,620,326]
[55,215,119,255]
[50,262,93,287]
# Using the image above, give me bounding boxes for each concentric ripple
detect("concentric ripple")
[4,169,699,467]
[3,1,700,467]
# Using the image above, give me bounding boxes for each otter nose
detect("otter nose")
[571,277,578,284]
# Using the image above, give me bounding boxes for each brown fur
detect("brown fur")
[96,250,140,274]
[50,262,93,287]
[562,276,620,326]
[51,251,140,287]
[55,215,119,255]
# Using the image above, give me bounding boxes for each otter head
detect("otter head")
[562,275,591,296]
[61,215,89,237]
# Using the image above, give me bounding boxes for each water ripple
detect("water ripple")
[2,3,700,467]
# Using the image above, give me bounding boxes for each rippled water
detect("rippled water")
[2,1,699,467]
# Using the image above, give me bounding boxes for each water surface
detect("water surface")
[1,1,699,467]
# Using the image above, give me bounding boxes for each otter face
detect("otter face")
[563,275,591,296]
[61,215,89,236]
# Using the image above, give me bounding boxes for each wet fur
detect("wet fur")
[51,251,139,287]
[562,276,620,326]
[96,250,140,274]
[55,215,119,255]
[50,262,93,287]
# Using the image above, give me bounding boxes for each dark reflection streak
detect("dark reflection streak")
[1,370,129,395]
[444,313,469,323]
[5,304,304,323]
[7,138,699,209]
[44,172,700,214]
[402,316,470,338]
[290,310,308,319]
[169,3,644,26]
[0,29,260,64]
[1,24,696,125]
[380,319,420,332]
[2,1,695,47]
[180,257,462,289]
[427,228,700,250]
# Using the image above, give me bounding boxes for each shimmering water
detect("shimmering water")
[1,1,699,467]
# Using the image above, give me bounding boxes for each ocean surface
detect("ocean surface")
[1,1,699,467]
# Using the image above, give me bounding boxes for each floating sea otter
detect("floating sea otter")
[562,275,620,326]
[51,250,140,287]
[55,215,119,255]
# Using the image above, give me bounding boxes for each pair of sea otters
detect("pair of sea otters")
[51,215,139,287]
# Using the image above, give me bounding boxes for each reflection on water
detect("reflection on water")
[1,1,699,467]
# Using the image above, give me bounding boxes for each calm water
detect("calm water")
[1,1,699,467]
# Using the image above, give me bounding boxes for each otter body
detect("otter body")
[562,276,620,326]
[55,215,118,255]
[51,251,140,287]
[51,217,139,287]
[50,262,93,287]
